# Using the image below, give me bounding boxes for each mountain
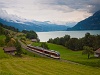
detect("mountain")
[0,18,68,32]
[0,9,68,32]
[67,10,100,30]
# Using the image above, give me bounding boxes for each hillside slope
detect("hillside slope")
[0,51,100,75]
[0,41,100,75]
[68,10,100,30]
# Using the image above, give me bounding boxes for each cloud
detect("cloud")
[0,0,100,25]
[53,0,100,13]
[87,0,100,13]
[0,9,30,23]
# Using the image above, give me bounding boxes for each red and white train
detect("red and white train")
[27,45,60,59]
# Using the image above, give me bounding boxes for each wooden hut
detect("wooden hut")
[3,47,17,55]
[94,48,100,57]
[31,39,37,42]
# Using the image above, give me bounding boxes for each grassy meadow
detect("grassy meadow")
[0,47,100,75]
[0,47,12,59]
[0,35,100,75]
[32,43,100,67]
[0,35,6,46]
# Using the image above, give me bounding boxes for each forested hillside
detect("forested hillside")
[0,22,19,32]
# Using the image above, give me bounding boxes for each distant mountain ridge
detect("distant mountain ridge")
[0,9,69,32]
[67,10,100,30]
[0,18,69,32]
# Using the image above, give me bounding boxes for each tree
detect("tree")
[47,33,100,51]
[82,46,94,59]
[7,38,16,47]
[63,35,70,46]
[65,38,79,50]
[5,35,11,44]
[15,39,22,56]
[53,37,60,45]
[26,30,37,39]
[40,42,49,49]
[59,37,65,46]
[4,30,10,35]
[83,33,95,47]
[93,35,100,50]
[0,26,4,35]
[0,39,5,47]
[0,23,19,32]
[47,38,53,43]
[22,30,28,34]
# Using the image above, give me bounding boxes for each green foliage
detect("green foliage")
[0,26,4,35]
[48,35,70,46]
[47,38,53,43]
[26,33,36,39]
[22,48,40,57]
[93,35,100,50]
[61,35,70,46]
[48,33,100,51]
[0,47,12,59]
[0,35,5,47]
[82,46,94,59]
[5,35,11,44]
[22,30,29,34]
[0,42,100,75]
[0,40,5,47]
[0,57,100,75]
[33,42,100,67]
[15,39,22,56]
[20,37,26,41]
[0,22,18,37]
[4,30,10,35]
[22,30,37,39]
[40,42,49,49]
[66,38,79,50]
[5,35,16,47]
[20,37,27,44]
[83,33,94,47]
[0,22,19,32]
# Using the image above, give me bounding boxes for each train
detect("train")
[27,45,60,59]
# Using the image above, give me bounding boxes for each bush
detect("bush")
[40,42,49,49]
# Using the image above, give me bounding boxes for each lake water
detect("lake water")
[36,30,100,42]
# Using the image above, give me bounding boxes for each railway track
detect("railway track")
[18,40,49,58]
[18,39,81,65]
[27,45,60,59]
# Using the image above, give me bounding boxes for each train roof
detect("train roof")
[27,45,60,54]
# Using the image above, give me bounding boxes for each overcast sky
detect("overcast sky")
[0,0,100,25]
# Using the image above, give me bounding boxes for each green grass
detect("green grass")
[1,27,100,74]
[0,44,100,75]
[32,43,100,67]
[0,47,12,59]
[0,35,6,46]
[0,55,100,75]
[0,35,5,40]
[22,48,40,57]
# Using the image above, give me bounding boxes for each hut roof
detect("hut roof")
[31,39,37,42]
[95,48,100,53]
[3,47,16,52]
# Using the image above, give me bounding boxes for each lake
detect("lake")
[36,30,100,42]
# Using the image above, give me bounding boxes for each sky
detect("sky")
[0,0,100,25]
